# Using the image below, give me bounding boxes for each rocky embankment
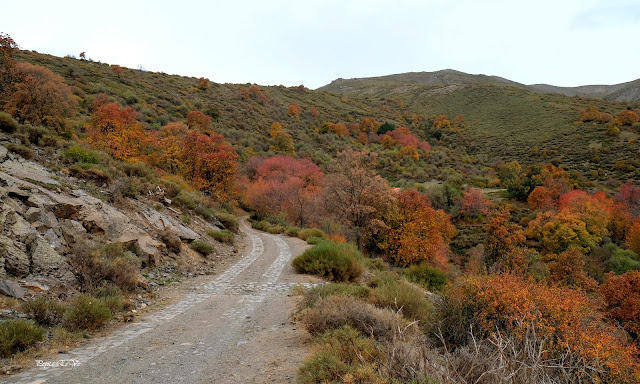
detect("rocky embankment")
[0,141,236,308]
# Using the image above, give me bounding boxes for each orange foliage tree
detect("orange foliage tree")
[626,219,640,255]
[617,109,640,126]
[86,102,146,161]
[179,130,237,199]
[548,247,597,291]
[602,271,640,339]
[359,117,380,133]
[485,207,526,264]
[433,114,451,130]
[111,64,123,78]
[578,105,600,122]
[287,103,300,119]
[383,189,455,269]
[451,274,640,383]
[8,62,76,131]
[197,77,209,90]
[0,32,20,103]
[244,156,324,227]
[186,110,212,132]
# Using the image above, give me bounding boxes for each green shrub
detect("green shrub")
[298,325,384,384]
[20,124,49,144]
[299,283,371,310]
[292,241,365,282]
[22,296,67,327]
[206,229,234,244]
[64,294,113,331]
[305,236,326,245]
[0,319,45,357]
[0,112,18,133]
[180,214,192,225]
[5,143,34,159]
[285,226,301,237]
[62,145,101,164]
[405,264,448,291]
[298,228,326,241]
[266,224,284,234]
[215,212,238,232]
[191,239,214,255]
[606,249,640,274]
[68,163,113,183]
[252,220,270,231]
[119,161,153,179]
[369,278,431,321]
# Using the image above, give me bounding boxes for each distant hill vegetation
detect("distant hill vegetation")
[319,69,640,102]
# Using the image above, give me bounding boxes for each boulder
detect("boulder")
[43,228,66,254]
[59,219,87,246]
[28,238,76,284]
[10,215,38,243]
[0,236,30,277]
[134,235,163,266]
[0,280,27,299]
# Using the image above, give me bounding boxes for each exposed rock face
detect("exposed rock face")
[0,279,27,299]
[28,238,76,284]
[0,236,30,277]
[0,150,224,290]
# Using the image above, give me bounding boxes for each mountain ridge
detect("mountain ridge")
[318,69,640,102]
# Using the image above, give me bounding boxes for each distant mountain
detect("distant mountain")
[319,70,640,102]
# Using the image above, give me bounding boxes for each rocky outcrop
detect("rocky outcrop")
[0,148,226,295]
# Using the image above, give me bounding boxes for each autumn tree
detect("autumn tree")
[244,156,324,227]
[8,62,76,132]
[0,32,19,103]
[321,149,394,248]
[449,274,640,382]
[310,106,319,118]
[578,105,600,122]
[359,117,380,133]
[548,247,597,291]
[178,130,237,199]
[86,102,145,161]
[269,122,295,156]
[617,109,639,126]
[287,103,300,120]
[433,114,451,130]
[197,77,210,90]
[485,207,526,265]
[383,189,455,269]
[616,183,640,217]
[459,187,490,219]
[186,110,212,132]
[601,271,640,339]
[626,219,640,255]
[111,64,123,78]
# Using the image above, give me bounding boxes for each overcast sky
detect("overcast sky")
[4,0,639,89]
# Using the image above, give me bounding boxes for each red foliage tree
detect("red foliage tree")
[459,187,490,219]
[111,64,123,78]
[244,156,324,226]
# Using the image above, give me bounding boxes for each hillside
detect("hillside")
[13,50,640,186]
[319,71,640,183]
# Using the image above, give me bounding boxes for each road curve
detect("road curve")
[3,219,316,384]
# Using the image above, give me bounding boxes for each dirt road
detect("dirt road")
[3,220,317,384]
